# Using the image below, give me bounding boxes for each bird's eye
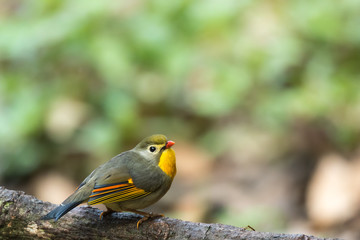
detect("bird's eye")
[149,146,156,152]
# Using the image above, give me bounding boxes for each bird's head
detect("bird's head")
[135,134,176,179]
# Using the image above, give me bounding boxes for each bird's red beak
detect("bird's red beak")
[166,140,175,149]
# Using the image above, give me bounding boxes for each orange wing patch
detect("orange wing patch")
[88,179,150,205]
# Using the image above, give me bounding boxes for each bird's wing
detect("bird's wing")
[87,178,151,205]
[87,152,152,205]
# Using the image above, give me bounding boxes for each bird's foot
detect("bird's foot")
[136,212,164,229]
[99,208,115,220]
[124,209,164,229]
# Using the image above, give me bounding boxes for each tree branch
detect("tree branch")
[0,187,334,239]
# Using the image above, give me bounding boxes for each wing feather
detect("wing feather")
[88,179,150,205]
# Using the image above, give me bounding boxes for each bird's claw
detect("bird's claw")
[99,209,114,220]
[136,212,164,229]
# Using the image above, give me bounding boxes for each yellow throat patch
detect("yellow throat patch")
[158,148,176,179]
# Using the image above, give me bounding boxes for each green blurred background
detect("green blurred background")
[1,0,360,238]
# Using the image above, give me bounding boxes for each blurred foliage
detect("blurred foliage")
[0,0,360,233]
[1,0,360,177]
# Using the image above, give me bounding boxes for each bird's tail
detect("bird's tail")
[41,178,94,221]
[41,201,83,221]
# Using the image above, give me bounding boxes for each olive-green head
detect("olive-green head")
[134,134,175,164]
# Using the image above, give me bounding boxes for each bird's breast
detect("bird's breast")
[158,148,176,179]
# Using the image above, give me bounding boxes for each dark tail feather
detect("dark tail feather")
[41,201,82,221]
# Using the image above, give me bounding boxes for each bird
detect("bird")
[41,134,176,228]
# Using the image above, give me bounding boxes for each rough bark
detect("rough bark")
[0,187,337,240]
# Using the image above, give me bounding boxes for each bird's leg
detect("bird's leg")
[124,209,164,229]
[99,207,115,220]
